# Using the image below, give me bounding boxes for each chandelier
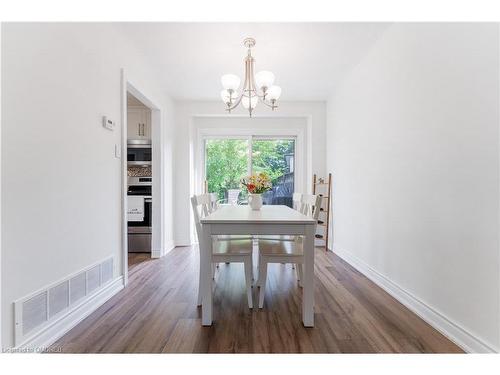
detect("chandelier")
[220,37,281,117]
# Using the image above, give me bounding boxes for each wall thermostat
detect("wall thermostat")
[102,116,116,131]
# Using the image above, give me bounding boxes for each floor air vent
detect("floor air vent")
[14,256,114,346]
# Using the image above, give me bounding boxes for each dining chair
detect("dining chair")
[191,193,254,309]
[258,193,302,241]
[256,194,322,308]
[257,192,302,278]
[227,189,241,205]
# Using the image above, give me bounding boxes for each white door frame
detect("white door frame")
[120,69,164,285]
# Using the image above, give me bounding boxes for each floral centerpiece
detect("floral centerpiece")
[241,173,272,210]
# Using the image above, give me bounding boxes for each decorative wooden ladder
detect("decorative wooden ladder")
[312,173,332,251]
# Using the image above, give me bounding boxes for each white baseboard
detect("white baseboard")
[175,241,194,247]
[331,246,498,353]
[164,240,176,254]
[16,276,124,350]
[152,241,177,258]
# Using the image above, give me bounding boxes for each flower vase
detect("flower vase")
[248,193,263,210]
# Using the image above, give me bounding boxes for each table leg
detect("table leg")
[201,224,213,325]
[302,224,315,327]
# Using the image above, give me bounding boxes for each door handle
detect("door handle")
[138,123,141,136]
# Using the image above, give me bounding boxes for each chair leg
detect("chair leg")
[197,264,203,306]
[256,254,264,287]
[250,255,254,283]
[244,258,253,309]
[297,264,303,288]
[258,261,268,308]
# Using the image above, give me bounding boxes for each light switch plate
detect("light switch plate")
[114,144,121,158]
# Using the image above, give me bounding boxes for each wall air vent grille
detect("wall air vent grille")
[48,281,69,318]
[14,256,114,346]
[69,272,86,304]
[87,265,101,293]
[22,291,48,336]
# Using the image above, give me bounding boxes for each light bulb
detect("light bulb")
[267,85,281,100]
[255,71,275,90]
[220,89,238,104]
[242,95,258,109]
[221,74,240,91]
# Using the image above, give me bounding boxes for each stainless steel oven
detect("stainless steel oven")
[127,179,152,253]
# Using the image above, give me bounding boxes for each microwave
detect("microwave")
[127,141,151,163]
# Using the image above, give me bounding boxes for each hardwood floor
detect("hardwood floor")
[50,246,463,353]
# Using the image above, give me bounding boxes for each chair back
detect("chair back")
[227,189,241,205]
[208,193,219,213]
[292,193,302,211]
[190,194,212,244]
[300,194,323,220]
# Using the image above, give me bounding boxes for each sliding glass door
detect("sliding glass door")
[204,136,295,207]
[252,138,295,207]
[205,138,249,202]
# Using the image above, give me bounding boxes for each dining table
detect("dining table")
[199,204,317,327]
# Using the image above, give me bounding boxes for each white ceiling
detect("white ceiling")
[119,23,391,101]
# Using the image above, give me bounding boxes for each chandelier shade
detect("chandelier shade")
[242,95,258,110]
[255,71,275,90]
[267,85,282,100]
[220,38,281,117]
[221,74,241,91]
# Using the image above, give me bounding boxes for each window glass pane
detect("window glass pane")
[251,139,295,207]
[205,139,249,203]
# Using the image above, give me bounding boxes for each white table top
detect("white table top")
[200,205,316,225]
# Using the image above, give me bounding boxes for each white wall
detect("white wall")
[327,23,499,352]
[173,101,326,245]
[1,23,175,347]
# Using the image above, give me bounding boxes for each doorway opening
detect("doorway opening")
[121,73,164,284]
[126,92,153,269]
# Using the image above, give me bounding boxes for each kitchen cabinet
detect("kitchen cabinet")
[127,107,151,140]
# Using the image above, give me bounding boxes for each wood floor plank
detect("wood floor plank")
[162,319,208,353]
[49,246,463,353]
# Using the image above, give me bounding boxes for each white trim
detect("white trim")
[14,276,124,350]
[332,246,498,353]
[0,24,3,348]
[120,70,128,284]
[164,240,176,254]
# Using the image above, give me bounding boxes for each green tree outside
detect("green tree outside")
[205,139,248,201]
[205,138,295,201]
